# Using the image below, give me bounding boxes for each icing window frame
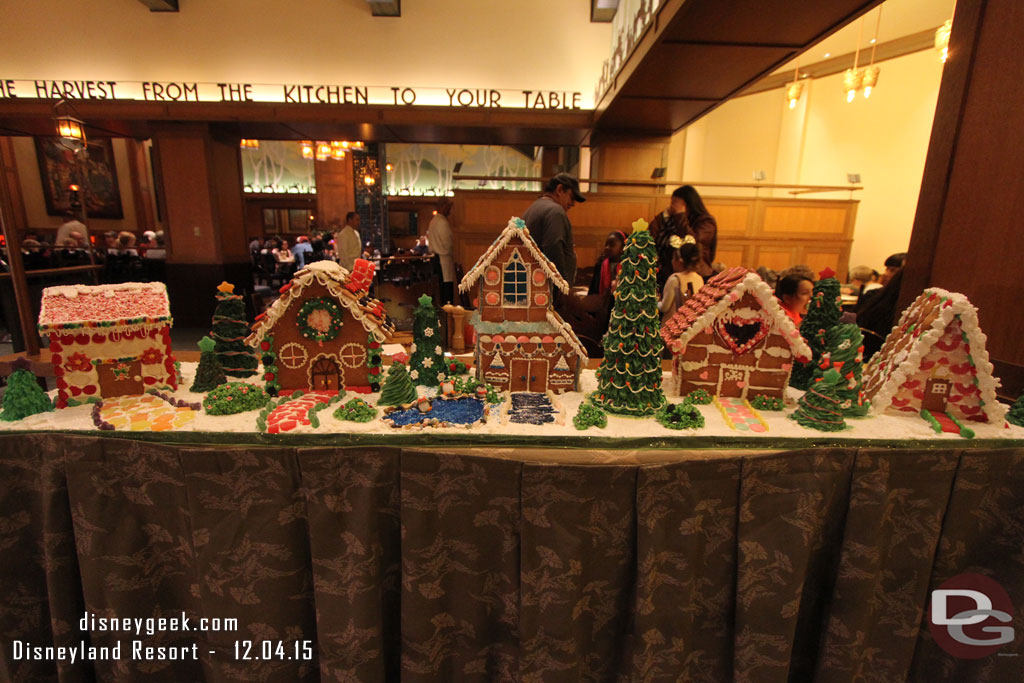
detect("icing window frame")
[502,251,529,306]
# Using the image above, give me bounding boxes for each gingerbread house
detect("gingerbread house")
[862,288,1005,423]
[459,217,586,393]
[246,260,394,394]
[660,267,811,399]
[38,282,177,408]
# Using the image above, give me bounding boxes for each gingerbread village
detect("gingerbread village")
[2,216,1022,440]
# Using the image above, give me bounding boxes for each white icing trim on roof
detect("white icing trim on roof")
[38,281,170,326]
[545,309,587,361]
[865,288,1006,422]
[667,272,811,359]
[246,261,392,346]
[459,217,569,294]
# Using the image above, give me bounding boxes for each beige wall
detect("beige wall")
[11,136,140,232]
[2,1,611,107]
[679,49,944,272]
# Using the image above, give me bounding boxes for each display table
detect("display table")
[2,432,1022,682]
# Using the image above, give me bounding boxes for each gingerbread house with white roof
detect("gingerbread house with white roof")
[660,267,811,399]
[459,217,585,393]
[38,282,177,408]
[862,288,1006,423]
[246,259,394,394]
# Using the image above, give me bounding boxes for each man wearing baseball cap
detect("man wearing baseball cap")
[521,172,586,286]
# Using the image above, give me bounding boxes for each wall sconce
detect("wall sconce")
[847,173,861,184]
[752,170,766,182]
[315,143,332,161]
[300,140,314,159]
[239,139,259,149]
[364,174,376,186]
[385,162,393,172]
[331,146,347,160]
[935,19,952,63]
[55,114,87,150]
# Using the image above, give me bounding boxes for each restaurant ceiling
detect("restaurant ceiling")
[593,0,886,136]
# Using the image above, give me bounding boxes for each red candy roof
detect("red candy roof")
[38,283,171,329]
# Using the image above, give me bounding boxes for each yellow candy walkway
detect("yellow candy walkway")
[98,394,198,432]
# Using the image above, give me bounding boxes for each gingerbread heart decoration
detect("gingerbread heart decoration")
[714,311,771,355]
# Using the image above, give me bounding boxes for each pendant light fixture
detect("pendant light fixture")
[843,17,865,103]
[785,59,804,109]
[862,7,882,98]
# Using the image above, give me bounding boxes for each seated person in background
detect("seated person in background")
[588,230,625,297]
[857,267,904,360]
[307,237,326,264]
[411,235,430,256]
[116,231,138,256]
[143,231,166,259]
[857,252,907,313]
[102,231,119,254]
[842,265,879,299]
[775,272,814,326]
[756,266,779,289]
[659,236,703,323]
[291,235,313,269]
[273,238,295,275]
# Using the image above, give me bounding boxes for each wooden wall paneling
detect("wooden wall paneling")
[801,245,848,279]
[761,204,850,235]
[153,130,219,264]
[714,243,747,269]
[903,0,1024,396]
[704,200,751,236]
[0,137,28,232]
[314,155,355,229]
[126,139,155,232]
[751,246,799,272]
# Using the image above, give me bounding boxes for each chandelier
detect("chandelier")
[300,140,365,161]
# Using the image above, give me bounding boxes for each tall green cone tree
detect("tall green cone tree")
[817,323,869,416]
[593,218,666,416]
[790,273,842,390]
[792,368,846,431]
[378,362,418,407]
[0,361,54,421]
[191,335,227,393]
[211,282,258,377]
[409,293,444,386]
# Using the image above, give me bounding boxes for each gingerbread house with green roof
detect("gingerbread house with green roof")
[459,217,585,393]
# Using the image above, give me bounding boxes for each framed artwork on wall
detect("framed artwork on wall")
[35,136,124,219]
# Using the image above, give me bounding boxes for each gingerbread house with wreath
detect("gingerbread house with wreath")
[459,217,586,393]
[246,260,394,394]
[861,288,1006,423]
[37,282,178,408]
[660,267,811,399]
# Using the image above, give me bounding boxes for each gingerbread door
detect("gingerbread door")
[718,366,750,398]
[311,357,341,391]
[923,378,950,413]
[97,359,144,397]
[510,358,530,392]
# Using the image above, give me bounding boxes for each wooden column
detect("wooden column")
[0,138,39,354]
[315,154,355,231]
[151,124,250,327]
[902,0,1024,399]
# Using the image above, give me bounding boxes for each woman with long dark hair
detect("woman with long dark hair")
[857,268,904,360]
[674,185,717,278]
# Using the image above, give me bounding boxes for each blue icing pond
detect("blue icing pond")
[387,397,485,427]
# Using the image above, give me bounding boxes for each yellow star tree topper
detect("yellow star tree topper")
[631,217,649,233]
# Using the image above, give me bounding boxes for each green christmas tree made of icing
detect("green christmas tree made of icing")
[792,368,846,431]
[378,362,418,407]
[191,336,227,393]
[211,282,258,378]
[409,294,444,386]
[0,360,54,421]
[817,323,869,416]
[790,272,842,390]
[1008,393,1024,428]
[592,218,666,416]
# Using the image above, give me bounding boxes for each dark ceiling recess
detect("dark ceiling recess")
[592,0,619,23]
[367,0,401,17]
[593,0,884,135]
[137,0,178,11]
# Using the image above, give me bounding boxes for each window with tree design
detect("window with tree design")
[503,251,528,306]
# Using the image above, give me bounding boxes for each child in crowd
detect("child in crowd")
[588,230,626,297]
[658,235,703,323]
[775,272,814,325]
